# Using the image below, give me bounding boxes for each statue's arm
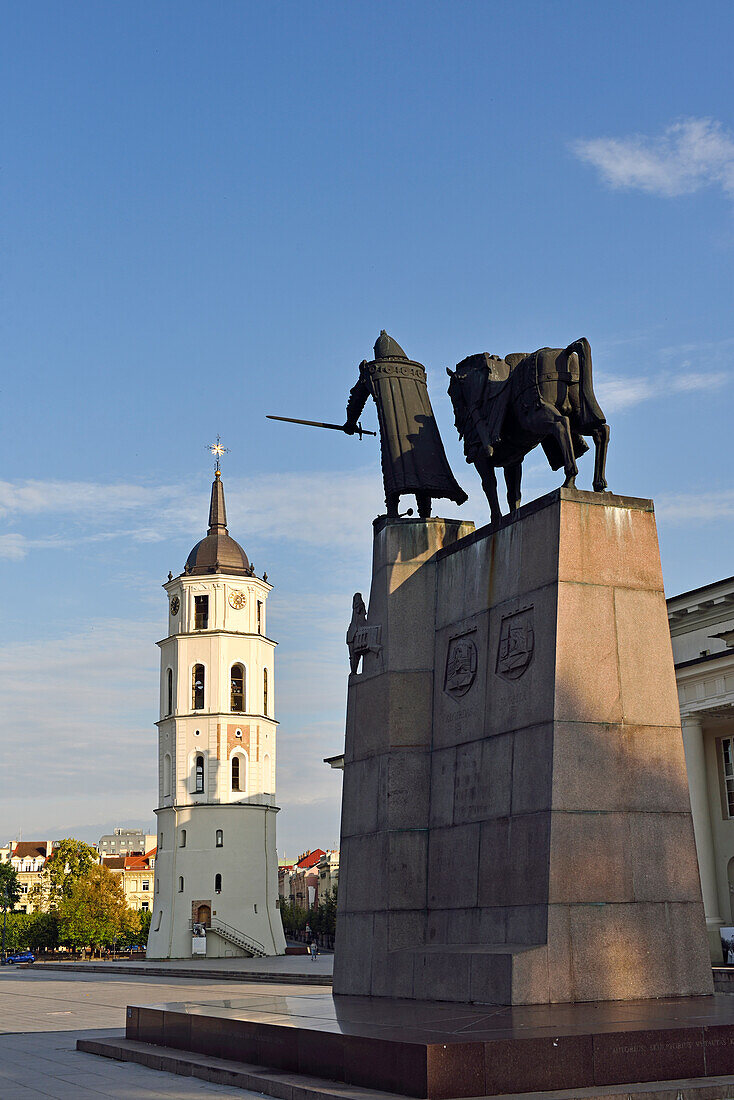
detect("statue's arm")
[344,361,370,434]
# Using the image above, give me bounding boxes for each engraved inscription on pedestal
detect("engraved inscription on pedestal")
[496,607,534,680]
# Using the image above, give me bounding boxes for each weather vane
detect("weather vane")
[207,435,229,476]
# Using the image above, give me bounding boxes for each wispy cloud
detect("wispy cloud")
[0,470,384,560]
[573,117,734,198]
[0,619,159,840]
[656,490,734,523]
[595,369,726,413]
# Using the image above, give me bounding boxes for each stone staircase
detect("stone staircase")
[208,917,268,958]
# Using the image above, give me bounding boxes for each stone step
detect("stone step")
[77,1035,734,1099]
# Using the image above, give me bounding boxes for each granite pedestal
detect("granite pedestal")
[122,989,734,1098]
[108,489,727,1099]
[334,489,713,1005]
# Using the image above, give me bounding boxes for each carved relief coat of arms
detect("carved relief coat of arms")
[444,633,478,699]
[496,608,535,680]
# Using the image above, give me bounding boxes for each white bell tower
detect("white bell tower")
[147,455,286,959]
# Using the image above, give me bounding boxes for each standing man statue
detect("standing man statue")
[343,331,468,518]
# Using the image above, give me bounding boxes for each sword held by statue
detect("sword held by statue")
[266,415,376,440]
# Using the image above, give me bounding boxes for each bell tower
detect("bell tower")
[147,451,286,959]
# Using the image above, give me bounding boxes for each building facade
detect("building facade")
[669,575,734,961]
[98,829,156,856]
[146,470,285,959]
[1,842,53,913]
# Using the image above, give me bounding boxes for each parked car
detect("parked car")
[5,952,35,964]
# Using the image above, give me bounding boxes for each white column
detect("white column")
[681,714,723,927]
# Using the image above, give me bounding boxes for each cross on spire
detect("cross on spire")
[207,435,229,477]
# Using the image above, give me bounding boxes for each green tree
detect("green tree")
[58,864,136,954]
[26,912,59,952]
[30,838,98,912]
[0,862,21,910]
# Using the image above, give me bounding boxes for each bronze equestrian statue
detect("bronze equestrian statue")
[447,338,609,525]
[344,331,468,518]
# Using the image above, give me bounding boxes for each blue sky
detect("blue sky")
[1,1,733,853]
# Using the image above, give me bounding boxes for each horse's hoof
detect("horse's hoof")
[593,483,609,493]
[562,476,576,490]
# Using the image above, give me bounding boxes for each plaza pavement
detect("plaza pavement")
[0,964,323,1098]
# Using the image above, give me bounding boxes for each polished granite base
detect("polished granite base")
[126,991,734,1098]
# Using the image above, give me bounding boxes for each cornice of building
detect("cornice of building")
[155,712,279,728]
[156,631,278,648]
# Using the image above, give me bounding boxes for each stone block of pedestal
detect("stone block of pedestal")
[333,489,713,1004]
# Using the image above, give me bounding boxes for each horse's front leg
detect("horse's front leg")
[591,422,610,492]
[505,461,522,513]
[476,454,503,524]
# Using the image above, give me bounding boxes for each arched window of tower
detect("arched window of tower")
[231,751,247,793]
[178,876,184,892]
[263,668,269,716]
[163,753,172,798]
[215,829,223,847]
[166,668,173,716]
[215,873,222,894]
[195,754,205,793]
[192,665,205,710]
[230,664,245,712]
[179,829,186,848]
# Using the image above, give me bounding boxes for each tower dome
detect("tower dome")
[185,472,250,576]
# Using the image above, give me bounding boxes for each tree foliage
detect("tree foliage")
[0,862,21,910]
[57,864,136,952]
[1,912,59,952]
[279,886,337,938]
[30,838,99,912]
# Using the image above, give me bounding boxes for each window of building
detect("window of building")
[215,873,222,894]
[195,754,205,793]
[263,669,269,715]
[231,755,241,791]
[166,668,173,715]
[194,595,209,630]
[180,829,186,848]
[231,664,245,712]
[192,665,205,710]
[257,601,263,634]
[163,753,172,799]
[723,738,734,817]
[178,876,184,892]
[141,900,149,911]
[154,911,162,931]
[215,829,223,848]
[142,880,149,891]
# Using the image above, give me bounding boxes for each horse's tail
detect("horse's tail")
[567,337,606,427]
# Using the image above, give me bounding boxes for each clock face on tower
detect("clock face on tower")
[228,589,247,610]
[170,596,180,615]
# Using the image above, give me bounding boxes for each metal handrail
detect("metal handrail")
[210,916,266,956]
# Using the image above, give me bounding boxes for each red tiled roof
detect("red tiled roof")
[124,847,156,870]
[12,842,47,859]
[101,856,126,870]
[296,849,326,870]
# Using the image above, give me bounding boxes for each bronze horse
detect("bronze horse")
[447,338,609,524]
